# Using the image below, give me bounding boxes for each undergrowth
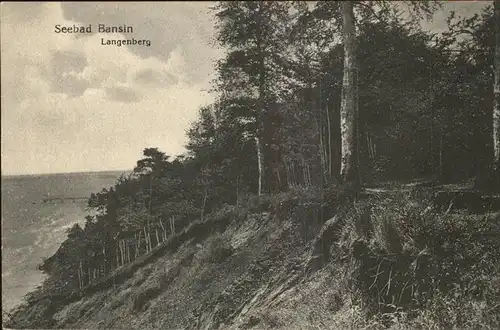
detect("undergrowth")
[335,189,500,329]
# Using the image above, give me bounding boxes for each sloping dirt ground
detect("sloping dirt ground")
[52,210,318,330]
[11,188,500,330]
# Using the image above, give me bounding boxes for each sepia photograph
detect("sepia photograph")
[1,1,499,329]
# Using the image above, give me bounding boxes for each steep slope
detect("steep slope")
[6,187,500,330]
[48,206,312,330]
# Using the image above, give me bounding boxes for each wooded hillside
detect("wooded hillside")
[5,2,500,329]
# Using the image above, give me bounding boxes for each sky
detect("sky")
[0,1,491,176]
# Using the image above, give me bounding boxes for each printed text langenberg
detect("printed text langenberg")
[54,24,151,47]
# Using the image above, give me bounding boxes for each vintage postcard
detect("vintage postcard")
[1,1,499,329]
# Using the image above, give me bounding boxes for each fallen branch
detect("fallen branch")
[444,200,454,215]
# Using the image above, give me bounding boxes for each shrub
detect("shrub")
[338,189,500,328]
[207,235,234,264]
[131,285,161,312]
[207,203,247,225]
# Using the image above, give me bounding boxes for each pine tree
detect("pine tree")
[211,1,292,195]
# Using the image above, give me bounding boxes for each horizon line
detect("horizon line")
[1,169,133,178]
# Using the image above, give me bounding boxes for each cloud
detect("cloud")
[59,2,222,84]
[134,68,178,87]
[1,2,218,175]
[49,50,89,96]
[105,85,142,103]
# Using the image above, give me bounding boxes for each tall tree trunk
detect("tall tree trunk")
[143,227,150,253]
[256,136,264,195]
[117,241,121,267]
[123,240,127,264]
[126,241,130,263]
[149,175,153,214]
[169,216,175,236]
[136,231,142,256]
[285,161,291,188]
[439,133,444,181]
[316,118,326,180]
[340,1,358,185]
[160,219,167,240]
[78,261,83,290]
[494,0,500,182]
[236,175,240,206]
[256,1,267,196]
[307,163,310,186]
[316,81,327,183]
[201,186,208,221]
[116,240,124,267]
[102,247,107,274]
[302,157,307,185]
[429,58,435,178]
[148,228,152,252]
[275,167,281,190]
[115,244,119,268]
[326,103,332,179]
[121,240,125,265]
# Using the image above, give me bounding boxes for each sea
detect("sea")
[1,171,124,314]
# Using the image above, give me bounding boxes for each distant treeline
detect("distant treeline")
[42,197,89,204]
